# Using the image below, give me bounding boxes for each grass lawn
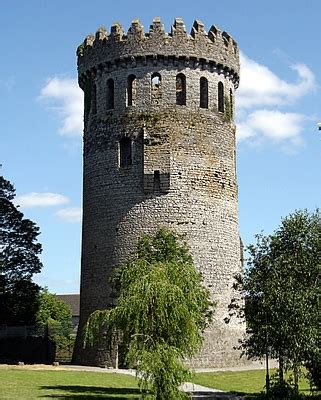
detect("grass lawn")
[0,368,141,399]
[1,367,319,399]
[193,369,317,397]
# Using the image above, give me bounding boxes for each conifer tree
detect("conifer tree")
[0,175,43,325]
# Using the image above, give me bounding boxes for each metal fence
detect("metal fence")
[0,324,74,363]
[0,325,44,339]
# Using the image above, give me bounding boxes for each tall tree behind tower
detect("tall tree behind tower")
[0,175,43,325]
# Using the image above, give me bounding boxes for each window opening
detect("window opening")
[127,75,137,106]
[84,80,92,124]
[151,73,161,88]
[120,137,132,167]
[200,77,208,109]
[151,73,162,103]
[230,88,233,118]
[153,170,160,191]
[176,74,186,105]
[92,83,97,115]
[218,81,224,112]
[107,78,114,110]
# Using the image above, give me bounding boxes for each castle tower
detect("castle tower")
[74,17,243,367]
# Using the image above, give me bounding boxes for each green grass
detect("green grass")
[193,369,274,394]
[0,369,141,399]
[192,369,317,397]
[1,367,319,399]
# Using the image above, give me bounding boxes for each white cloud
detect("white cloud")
[56,207,82,223]
[39,77,83,136]
[15,192,69,208]
[0,76,16,92]
[237,53,316,109]
[236,53,315,147]
[237,110,305,145]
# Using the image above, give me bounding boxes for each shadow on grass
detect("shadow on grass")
[222,391,262,399]
[41,385,142,399]
[190,390,262,398]
[240,393,321,400]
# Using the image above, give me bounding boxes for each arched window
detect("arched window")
[84,80,92,124]
[229,88,233,118]
[120,137,132,168]
[127,75,137,106]
[200,77,208,109]
[151,73,161,89]
[92,83,97,115]
[176,73,186,105]
[151,73,162,103]
[106,78,114,110]
[218,81,224,112]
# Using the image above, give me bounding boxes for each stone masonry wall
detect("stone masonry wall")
[73,18,245,368]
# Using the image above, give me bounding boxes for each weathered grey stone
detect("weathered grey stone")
[73,17,245,368]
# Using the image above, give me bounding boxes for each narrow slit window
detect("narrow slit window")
[200,77,208,109]
[120,137,132,168]
[176,73,186,105]
[229,88,233,118]
[107,78,114,110]
[92,83,97,115]
[151,73,162,103]
[151,73,161,89]
[218,81,224,112]
[127,75,137,106]
[84,80,92,124]
[153,170,160,191]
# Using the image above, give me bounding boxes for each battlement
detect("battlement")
[77,17,239,85]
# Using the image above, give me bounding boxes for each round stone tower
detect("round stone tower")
[74,17,244,367]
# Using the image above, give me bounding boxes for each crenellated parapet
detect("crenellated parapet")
[77,17,239,87]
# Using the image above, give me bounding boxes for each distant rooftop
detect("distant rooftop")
[57,294,80,316]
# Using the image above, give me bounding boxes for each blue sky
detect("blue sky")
[1,1,320,294]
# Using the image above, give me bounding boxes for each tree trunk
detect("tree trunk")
[265,352,270,394]
[279,356,284,384]
[293,363,299,395]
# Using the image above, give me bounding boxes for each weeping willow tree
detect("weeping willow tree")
[85,228,212,400]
